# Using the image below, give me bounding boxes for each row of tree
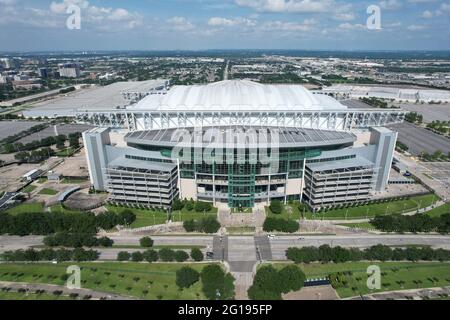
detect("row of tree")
[371,213,450,234]
[0,248,99,262]
[117,248,204,263]
[0,210,136,236]
[248,265,306,300]
[43,232,114,248]
[173,199,213,213]
[263,217,299,233]
[183,217,221,234]
[286,245,450,264]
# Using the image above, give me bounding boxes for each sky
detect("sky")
[0,0,449,51]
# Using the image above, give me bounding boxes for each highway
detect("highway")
[2,234,450,262]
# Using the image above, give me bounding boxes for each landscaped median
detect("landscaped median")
[282,245,450,299]
[0,262,234,300]
[269,261,450,299]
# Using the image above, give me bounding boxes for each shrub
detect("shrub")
[172,199,185,211]
[159,248,175,262]
[117,251,131,261]
[269,200,283,214]
[191,248,204,262]
[198,217,221,234]
[194,201,212,213]
[140,237,154,248]
[143,249,159,263]
[263,217,299,233]
[176,267,200,289]
[131,251,144,262]
[183,220,197,232]
[174,250,189,262]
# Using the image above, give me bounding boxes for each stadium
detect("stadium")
[81,80,406,210]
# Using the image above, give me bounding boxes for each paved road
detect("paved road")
[2,235,450,261]
[0,192,17,210]
[270,235,450,260]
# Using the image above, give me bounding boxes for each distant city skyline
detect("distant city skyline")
[0,0,449,51]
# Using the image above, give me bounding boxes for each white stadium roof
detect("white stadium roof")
[132,80,347,112]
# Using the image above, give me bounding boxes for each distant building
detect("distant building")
[23,169,42,182]
[47,173,62,182]
[58,63,81,78]
[38,68,51,78]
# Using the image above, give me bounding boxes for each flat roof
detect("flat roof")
[306,157,374,172]
[23,80,168,118]
[108,157,176,173]
[125,126,356,149]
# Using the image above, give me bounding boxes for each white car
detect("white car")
[268,235,276,240]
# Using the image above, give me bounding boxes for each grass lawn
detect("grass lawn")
[266,202,303,221]
[55,148,75,157]
[426,203,450,218]
[38,188,58,196]
[49,204,83,214]
[5,203,44,215]
[106,205,168,228]
[303,194,439,220]
[271,261,450,299]
[0,262,214,300]
[37,178,47,184]
[171,208,218,223]
[0,291,72,300]
[61,177,89,184]
[22,185,37,193]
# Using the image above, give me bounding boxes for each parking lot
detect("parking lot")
[388,122,450,156]
[0,121,43,140]
[417,162,450,190]
[394,102,450,123]
[18,124,93,144]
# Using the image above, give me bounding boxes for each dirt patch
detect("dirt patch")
[64,190,107,210]
[283,285,339,300]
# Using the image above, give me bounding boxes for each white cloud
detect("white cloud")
[379,0,402,10]
[421,10,433,18]
[333,12,355,21]
[407,24,427,30]
[208,17,257,27]
[166,16,195,31]
[338,22,366,30]
[235,0,337,13]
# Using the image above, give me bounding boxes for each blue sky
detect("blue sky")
[0,0,449,51]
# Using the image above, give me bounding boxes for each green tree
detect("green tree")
[200,265,235,300]
[140,237,154,248]
[159,248,175,262]
[191,248,204,262]
[143,249,159,263]
[269,200,283,214]
[176,267,200,289]
[174,250,189,262]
